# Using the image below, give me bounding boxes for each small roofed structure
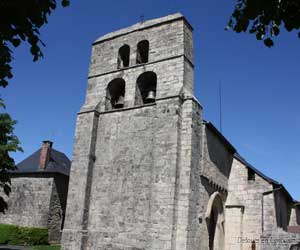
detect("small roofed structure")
[0,140,71,243]
[15,140,70,176]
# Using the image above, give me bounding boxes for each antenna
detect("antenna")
[50,129,55,141]
[140,14,144,23]
[219,81,223,133]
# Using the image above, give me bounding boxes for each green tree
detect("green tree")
[0,0,70,87]
[0,99,22,213]
[227,0,300,47]
[0,0,70,212]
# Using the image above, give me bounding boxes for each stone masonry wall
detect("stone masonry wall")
[86,98,181,250]
[262,228,300,250]
[226,158,276,250]
[83,57,187,113]
[62,96,204,250]
[89,17,192,78]
[201,126,233,189]
[0,174,68,243]
[185,100,203,250]
[48,175,69,243]
[0,175,54,228]
[290,207,300,227]
[81,16,193,114]
[197,125,234,250]
[62,14,197,250]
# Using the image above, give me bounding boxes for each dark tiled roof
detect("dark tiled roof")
[14,148,71,176]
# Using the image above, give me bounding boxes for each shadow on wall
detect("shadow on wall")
[297,207,300,225]
[205,127,234,178]
[0,196,8,214]
[274,190,292,231]
[205,192,225,250]
[201,176,221,197]
[290,242,300,250]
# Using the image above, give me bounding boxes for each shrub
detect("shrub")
[0,224,19,244]
[31,245,61,250]
[0,224,48,246]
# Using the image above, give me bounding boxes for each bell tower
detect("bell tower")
[62,13,203,250]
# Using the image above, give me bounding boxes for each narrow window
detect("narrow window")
[136,40,149,64]
[248,168,255,181]
[106,78,125,110]
[135,71,157,105]
[117,45,130,69]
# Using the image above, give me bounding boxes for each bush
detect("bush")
[31,245,61,250]
[0,224,19,244]
[0,224,48,246]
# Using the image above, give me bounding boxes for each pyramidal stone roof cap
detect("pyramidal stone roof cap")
[94,13,193,44]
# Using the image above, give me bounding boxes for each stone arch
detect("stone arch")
[117,44,130,69]
[205,192,225,250]
[105,78,125,110]
[135,71,157,105]
[290,243,300,250]
[136,40,149,64]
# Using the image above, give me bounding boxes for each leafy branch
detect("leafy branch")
[227,0,300,47]
[0,0,70,87]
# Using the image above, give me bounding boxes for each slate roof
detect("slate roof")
[14,148,71,176]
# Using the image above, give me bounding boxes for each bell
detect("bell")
[145,90,156,103]
[114,95,124,108]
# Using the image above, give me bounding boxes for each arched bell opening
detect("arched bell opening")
[136,40,149,64]
[135,71,157,105]
[105,78,126,111]
[117,44,130,69]
[205,192,225,250]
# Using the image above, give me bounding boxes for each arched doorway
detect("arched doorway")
[205,192,225,250]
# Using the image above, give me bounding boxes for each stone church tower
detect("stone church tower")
[62,13,224,250]
[61,12,300,250]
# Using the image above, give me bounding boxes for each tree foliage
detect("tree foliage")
[0,0,70,212]
[0,99,23,213]
[0,0,70,87]
[227,0,300,47]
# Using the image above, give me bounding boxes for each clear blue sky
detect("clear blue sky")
[2,0,300,199]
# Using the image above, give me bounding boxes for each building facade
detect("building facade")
[0,141,71,243]
[62,13,300,250]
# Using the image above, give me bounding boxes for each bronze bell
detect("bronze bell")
[114,95,124,108]
[145,90,156,103]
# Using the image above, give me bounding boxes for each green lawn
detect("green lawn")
[30,245,61,250]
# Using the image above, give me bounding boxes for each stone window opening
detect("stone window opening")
[117,45,130,69]
[248,168,255,181]
[105,78,125,110]
[136,40,149,64]
[135,71,157,105]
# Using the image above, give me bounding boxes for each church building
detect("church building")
[61,13,300,250]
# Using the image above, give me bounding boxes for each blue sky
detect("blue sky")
[2,0,300,199]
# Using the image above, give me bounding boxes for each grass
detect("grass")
[0,224,48,246]
[31,245,61,250]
